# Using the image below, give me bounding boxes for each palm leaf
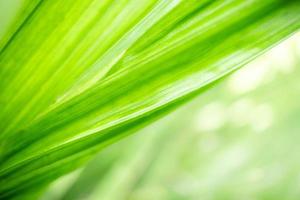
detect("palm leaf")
[0,0,300,199]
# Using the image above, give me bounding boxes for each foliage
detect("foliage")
[0,0,300,199]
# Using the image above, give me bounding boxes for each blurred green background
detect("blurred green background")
[40,34,300,200]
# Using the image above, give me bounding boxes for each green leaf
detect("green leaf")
[0,0,300,198]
